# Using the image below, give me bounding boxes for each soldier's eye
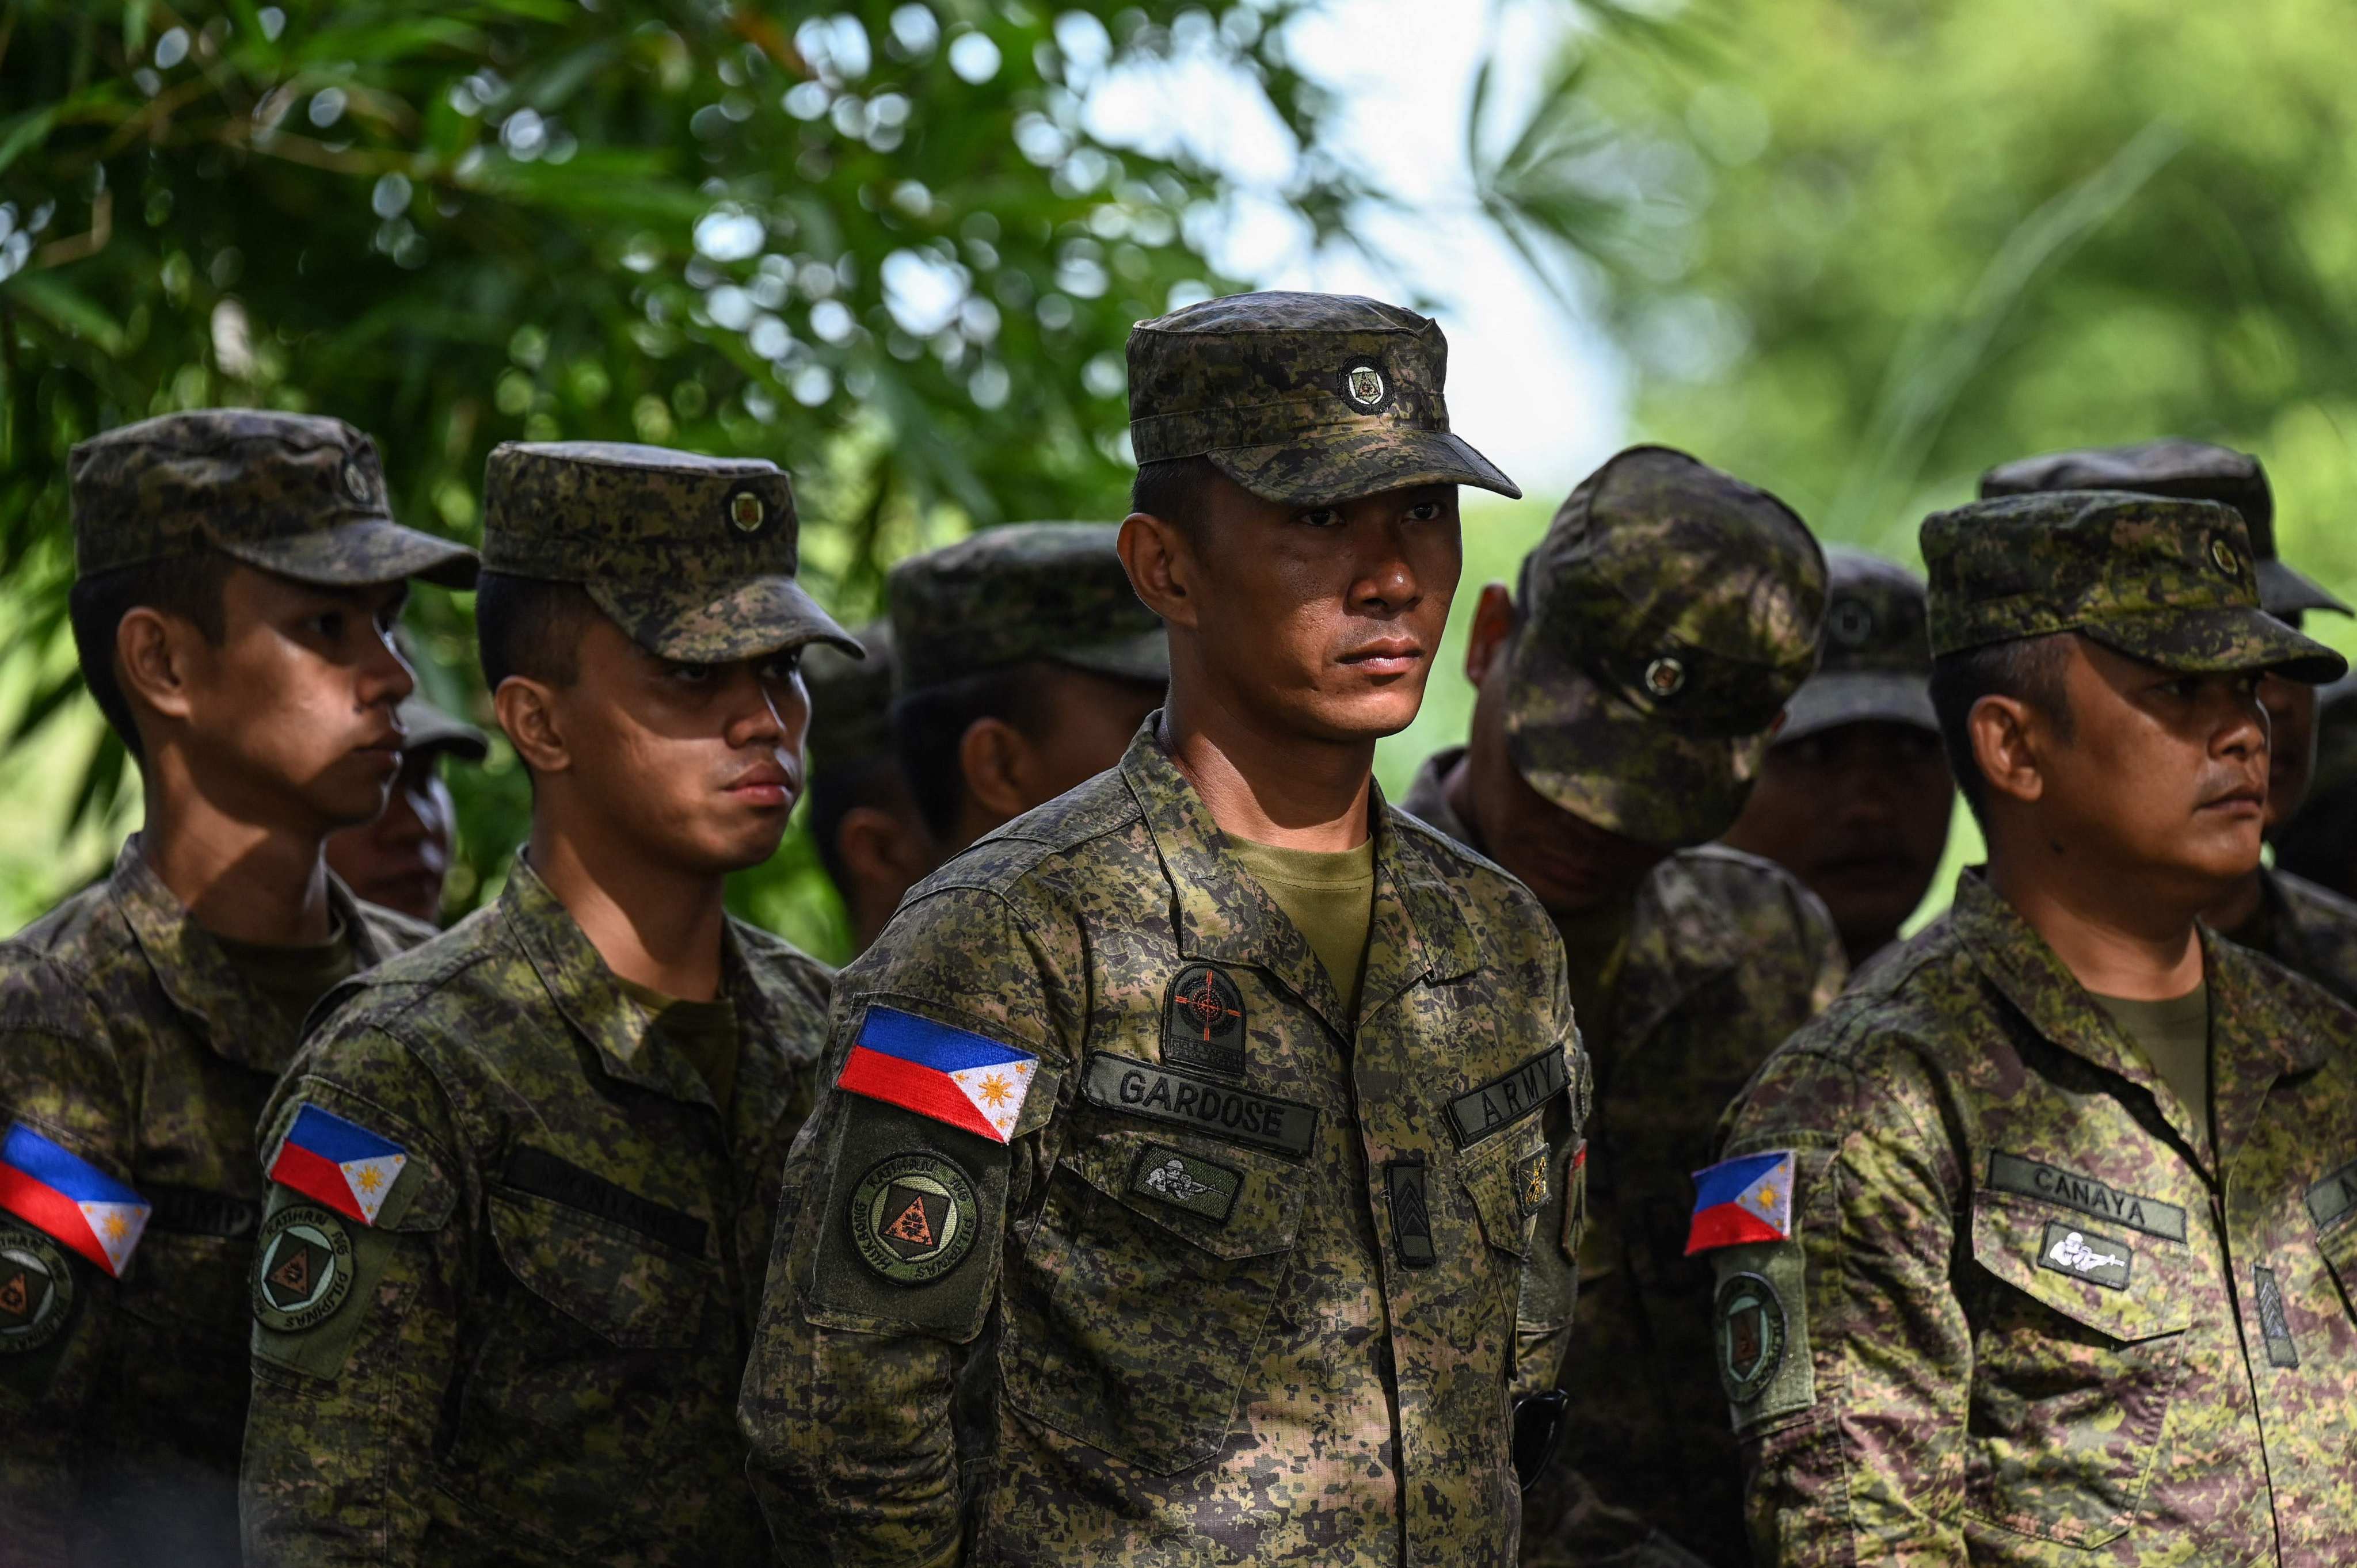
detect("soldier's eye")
[672,662,717,684]
[1297,508,1345,529]
[310,612,346,640]
[1406,501,1442,522]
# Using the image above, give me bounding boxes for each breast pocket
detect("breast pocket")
[1963,1192,2194,1549]
[1003,1128,1305,1473]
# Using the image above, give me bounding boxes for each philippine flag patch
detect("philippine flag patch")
[837,1006,1039,1144]
[267,1103,409,1226]
[1685,1149,1797,1256]
[0,1123,150,1277]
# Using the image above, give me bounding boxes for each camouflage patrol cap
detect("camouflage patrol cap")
[1126,291,1521,506]
[1780,547,1936,744]
[480,441,855,663]
[69,409,477,588]
[1502,446,1827,847]
[1921,490,2344,682]
[1979,439,2350,618]
[804,620,894,770]
[889,522,1168,695]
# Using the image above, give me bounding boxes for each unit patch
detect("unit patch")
[1341,363,1391,411]
[1985,1152,2187,1242]
[1082,1054,1318,1158]
[1516,1149,1549,1216]
[2036,1221,2132,1290]
[1129,1144,1242,1224]
[2304,1157,2357,1234]
[0,1223,73,1355]
[1444,1047,1571,1150]
[252,1204,357,1333]
[849,1153,980,1287]
[1162,963,1247,1078]
[2255,1263,2300,1368]
[1715,1271,1785,1405]
[1386,1161,1436,1269]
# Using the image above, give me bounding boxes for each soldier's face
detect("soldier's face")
[546,616,809,876]
[325,747,456,924]
[175,566,416,831]
[1179,476,1463,744]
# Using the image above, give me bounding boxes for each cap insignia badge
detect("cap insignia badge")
[2209,537,2240,576]
[1643,655,1687,699]
[729,490,767,536]
[1343,364,1388,411]
[1827,599,1875,649]
[340,458,373,505]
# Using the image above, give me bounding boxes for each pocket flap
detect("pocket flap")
[1971,1192,2192,1341]
[1061,1128,1304,1261]
[486,1187,709,1349]
[1463,1135,1548,1259]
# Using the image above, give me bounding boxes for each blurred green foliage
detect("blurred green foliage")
[0,0,1379,957]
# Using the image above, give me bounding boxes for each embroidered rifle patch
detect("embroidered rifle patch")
[1128,1144,1242,1224]
[2036,1221,2132,1290]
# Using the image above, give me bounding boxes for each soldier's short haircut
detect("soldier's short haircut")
[1929,632,2075,828]
[890,665,1058,840]
[1131,454,1223,532]
[68,547,237,760]
[808,753,907,890]
[474,569,597,692]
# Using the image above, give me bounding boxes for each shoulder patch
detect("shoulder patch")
[838,1006,1040,1144]
[1712,1242,1816,1428]
[849,1153,981,1286]
[0,1122,149,1277]
[252,1204,357,1332]
[266,1103,410,1226]
[1687,1150,1796,1255]
[0,1222,75,1353]
[1715,1270,1787,1403]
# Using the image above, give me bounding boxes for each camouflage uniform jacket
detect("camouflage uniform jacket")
[739,727,1591,1567]
[239,855,832,1567]
[2228,865,2357,1011]
[0,835,430,1567]
[1716,869,2357,1567]
[1402,750,1846,1567]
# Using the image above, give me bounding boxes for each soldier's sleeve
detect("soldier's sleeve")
[239,1021,467,1567]
[0,972,127,1568]
[1789,882,1850,1016]
[1513,933,1588,1405]
[1707,1035,1970,1566]
[738,883,1078,1568]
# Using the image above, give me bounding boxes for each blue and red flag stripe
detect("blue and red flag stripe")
[837,1006,1039,1144]
[267,1102,409,1226]
[1685,1149,1796,1256]
[0,1122,150,1277]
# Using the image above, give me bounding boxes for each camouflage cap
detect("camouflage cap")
[480,441,855,663]
[1921,490,2345,683]
[1126,291,1521,506]
[395,690,488,765]
[1979,438,2350,618]
[804,619,895,770]
[1780,547,1937,744]
[1502,446,1828,847]
[889,522,1168,695]
[69,409,477,589]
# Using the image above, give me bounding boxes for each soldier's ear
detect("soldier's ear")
[1119,510,1197,632]
[958,715,1034,828]
[1464,583,1517,685]
[493,676,572,776]
[115,605,201,730]
[1968,692,2045,808]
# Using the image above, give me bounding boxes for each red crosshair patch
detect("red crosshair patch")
[1175,971,1240,1040]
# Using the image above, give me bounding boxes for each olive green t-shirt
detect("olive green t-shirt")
[618,975,742,1117]
[1229,833,1378,1021]
[214,922,363,1049]
[2089,981,2210,1143]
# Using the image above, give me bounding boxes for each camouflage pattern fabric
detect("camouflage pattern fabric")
[1922,492,2344,680]
[2225,866,2357,1012]
[1126,290,1521,505]
[1403,753,1846,1567]
[238,853,832,1567]
[738,723,1590,1566]
[805,619,896,769]
[889,524,1169,694]
[480,440,856,663]
[1979,438,2351,617]
[0,838,431,1568]
[1715,869,2357,1566]
[70,409,477,588]
[1503,446,1828,849]
[1781,548,1935,744]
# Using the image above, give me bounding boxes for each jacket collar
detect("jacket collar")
[1122,728,1478,1039]
[111,833,397,1072]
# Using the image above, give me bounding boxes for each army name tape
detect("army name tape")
[1082,1054,1318,1158]
[0,1223,75,1355]
[252,1204,357,1333]
[2305,1155,2357,1234]
[849,1152,980,1287]
[1983,1151,2187,1242]
[1444,1047,1572,1151]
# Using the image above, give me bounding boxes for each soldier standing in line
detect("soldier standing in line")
[1982,441,2357,1003]
[2275,673,2357,901]
[739,292,1590,1566]
[0,410,475,1567]
[1723,548,1955,970]
[239,442,847,1565]
[804,622,937,955]
[1709,490,2357,1565]
[325,680,488,925]
[886,522,1170,857]
[1398,444,1842,1568]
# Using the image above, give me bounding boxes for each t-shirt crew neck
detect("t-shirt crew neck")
[1227,833,1379,1021]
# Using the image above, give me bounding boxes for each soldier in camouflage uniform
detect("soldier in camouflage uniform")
[888,522,1168,857]
[1712,490,2357,1565]
[1724,549,1955,968]
[0,410,476,1567]
[805,622,936,954]
[325,678,489,924]
[1983,441,2357,1005]
[2276,672,2357,902]
[739,291,1590,1566]
[239,442,850,1565]
[1399,445,1844,1568]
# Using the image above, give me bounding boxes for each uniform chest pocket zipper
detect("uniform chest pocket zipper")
[1003,1128,1306,1474]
